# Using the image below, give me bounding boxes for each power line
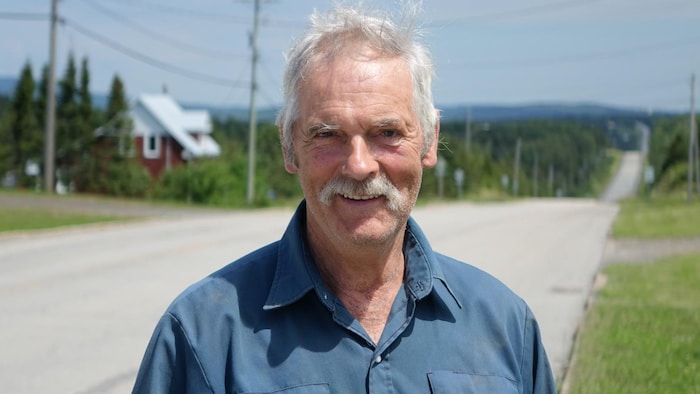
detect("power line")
[90,0,251,25]
[429,0,601,26]
[63,18,248,88]
[81,1,248,60]
[0,12,49,21]
[257,58,282,106]
[88,0,302,29]
[446,35,700,70]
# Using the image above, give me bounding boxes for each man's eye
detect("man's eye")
[316,131,334,138]
[379,130,403,143]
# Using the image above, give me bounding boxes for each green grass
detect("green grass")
[612,195,700,238]
[567,254,700,394]
[568,189,700,393]
[0,206,121,233]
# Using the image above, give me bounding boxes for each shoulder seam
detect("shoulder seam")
[167,312,215,394]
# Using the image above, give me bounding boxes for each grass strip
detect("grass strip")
[613,196,700,238]
[567,254,700,393]
[0,207,121,233]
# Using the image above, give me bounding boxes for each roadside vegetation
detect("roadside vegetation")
[613,194,700,238]
[566,193,700,393]
[567,251,700,394]
[0,205,120,232]
[566,110,700,392]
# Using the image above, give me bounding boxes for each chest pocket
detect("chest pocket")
[239,383,330,394]
[427,371,518,394]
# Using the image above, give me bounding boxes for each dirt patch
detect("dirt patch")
[0,192,231,219]
[603,237,700,265]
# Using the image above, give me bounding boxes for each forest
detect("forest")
[0,56,694,207]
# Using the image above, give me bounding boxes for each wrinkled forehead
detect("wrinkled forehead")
[302,43,408,89]
[300,50,412,102]
[304,32,404,74]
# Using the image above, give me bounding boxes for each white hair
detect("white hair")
[276,1,438,167]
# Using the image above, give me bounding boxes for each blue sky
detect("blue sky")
[1,0,699,112]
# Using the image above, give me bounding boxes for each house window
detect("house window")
[143,134,160,159]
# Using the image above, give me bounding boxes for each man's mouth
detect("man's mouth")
[341,194,381,201]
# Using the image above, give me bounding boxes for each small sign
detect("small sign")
[25,160,40,176]
[644,165,655,184]
[454,168,465,187]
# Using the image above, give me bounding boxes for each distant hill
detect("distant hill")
[181,103,279,123]
[437,103,666,123]
[0,75,679,122]
[186,102,671,123]
[0,77,16,96]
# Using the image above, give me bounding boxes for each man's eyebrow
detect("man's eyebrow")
[372,119,401,128]
[307,122,340,133]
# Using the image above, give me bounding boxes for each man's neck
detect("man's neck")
[309,232,406,344]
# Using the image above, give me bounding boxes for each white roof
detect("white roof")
[133,94,218,158]
[182,111,211,133]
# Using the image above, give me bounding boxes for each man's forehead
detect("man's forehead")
[305,46,408,81]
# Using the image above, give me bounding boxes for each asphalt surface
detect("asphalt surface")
[0,152,643,393]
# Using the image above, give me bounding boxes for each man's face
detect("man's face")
[285,48,439,248]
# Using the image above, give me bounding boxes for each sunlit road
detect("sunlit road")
[600,151,644,202]
[0,153,642,392]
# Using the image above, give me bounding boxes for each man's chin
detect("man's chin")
[338,217,403,246]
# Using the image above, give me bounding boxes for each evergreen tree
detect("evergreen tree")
[57,53,77,156]
[7,62,42,187]
[106,74,132,153]
[77,73,149,197]
[56,52,82,188]
[35,64,49,136]
[106,75,127,119]
[78,57,93,128]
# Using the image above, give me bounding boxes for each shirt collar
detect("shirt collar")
[263,200,461,310]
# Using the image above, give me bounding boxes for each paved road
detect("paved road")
[600,151,644,203]
[0,153,641,393]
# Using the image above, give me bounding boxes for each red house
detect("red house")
[130,94,221,178]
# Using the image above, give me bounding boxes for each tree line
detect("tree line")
[647,115,700,195]
[0,53,149,196]
[11,54,694,206]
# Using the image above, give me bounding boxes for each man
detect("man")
[133,3,556,393]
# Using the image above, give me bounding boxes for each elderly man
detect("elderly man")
[133,3,556,393]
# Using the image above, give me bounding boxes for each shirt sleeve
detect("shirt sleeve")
[132,313,213,394]
[521,307,557,394]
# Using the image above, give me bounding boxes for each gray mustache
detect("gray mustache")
[320,175,403,211]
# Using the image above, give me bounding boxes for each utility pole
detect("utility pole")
[465,107,471,153]
[44,0,58,193]
[688,74,697,203]
[693,78,700,196]
[512,137,521,196]
[246,0,260,205]
[532,150,538,197]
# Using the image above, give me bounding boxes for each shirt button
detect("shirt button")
[374,355,382,364]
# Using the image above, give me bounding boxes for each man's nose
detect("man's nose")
[342,136,379,180]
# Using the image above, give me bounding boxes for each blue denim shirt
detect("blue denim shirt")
[133,201,556,393]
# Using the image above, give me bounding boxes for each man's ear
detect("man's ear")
[284,160,298,174]
[280,126,298,174]
[422,117,440,168]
